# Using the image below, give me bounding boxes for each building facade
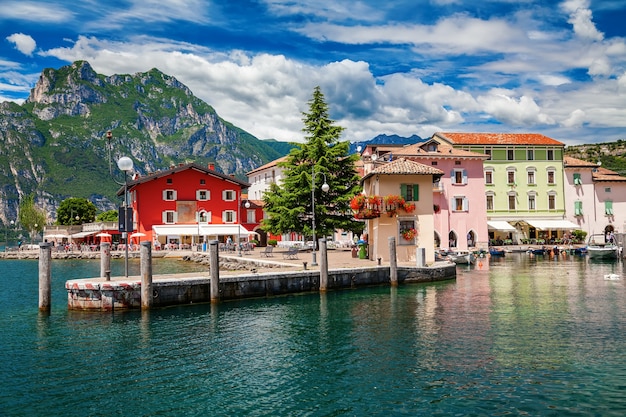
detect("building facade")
[119,163,252,248]
[564,156,626,238]
[434,132,579,244]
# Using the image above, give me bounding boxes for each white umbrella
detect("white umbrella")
[44,233,68,239]
[130,232,146,238]
[95,232,112,237]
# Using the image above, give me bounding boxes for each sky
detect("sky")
[1,0,626,146]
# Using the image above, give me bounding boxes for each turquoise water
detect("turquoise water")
[2,254,626,416]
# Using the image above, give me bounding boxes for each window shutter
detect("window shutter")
[450,170,455,182]
[413,184,419,201]
[162,211,167,223]
[573,173,581,185]
[462,170,468,184]
[400,184,408,200]
[450,197,455,211]
[606,201,613,215]
[162,190,167,200]
[463,197,469,211]
[172,190,177,200]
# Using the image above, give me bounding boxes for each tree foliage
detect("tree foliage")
[261,86,363,239]
[18,194,47,240]
[56,197,97,225]
[96,210,118,222]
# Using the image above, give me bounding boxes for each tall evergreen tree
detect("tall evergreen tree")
[262,87,363,241]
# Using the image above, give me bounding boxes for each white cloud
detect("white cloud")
[6,33,37,56]
[0,1,72,22]
[560,0,604,41]
[477,90,555,126]
[562,109,586,128]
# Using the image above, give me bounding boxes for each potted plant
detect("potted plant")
[401,228,417,240]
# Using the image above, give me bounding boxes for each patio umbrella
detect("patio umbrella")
[96,232,112,242]
[130,232,146,244]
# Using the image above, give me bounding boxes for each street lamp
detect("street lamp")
[117,156,134,277]
[311,167,330,266]
[237,196,251,256]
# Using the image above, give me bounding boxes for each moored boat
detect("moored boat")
[448,250,476,265]
[489,247,505,256]
[586,234,620,260]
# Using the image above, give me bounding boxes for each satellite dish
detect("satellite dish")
[357,145,362,153]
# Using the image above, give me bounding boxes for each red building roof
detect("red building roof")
[434,132,565,146]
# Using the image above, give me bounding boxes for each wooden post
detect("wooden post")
[38,242,52,313]
[100,242,111,280]
[388,236,398,286]
[140,241,153,309]
[209,240,220,303]
[319,238,328,292]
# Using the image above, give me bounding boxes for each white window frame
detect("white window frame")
[223,210,236,223]
[451,196,469,212]
[163,210,177,224]
[527,192,537,211]
[196,189,210,201]
[452,169,467,185]
[506,167,516,185]
[163,189,177,201]
[547,168,556,185]
[507,191,517,210]
[223,190,236,201]
[484,168,494,185]
[486,192,494,211]
[197,210,210,223]
[526,167,536,185]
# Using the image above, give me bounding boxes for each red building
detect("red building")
[118,162,254,249]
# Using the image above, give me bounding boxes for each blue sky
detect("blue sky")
[1,0,625,145]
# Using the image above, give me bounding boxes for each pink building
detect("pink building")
[378,139,490,250]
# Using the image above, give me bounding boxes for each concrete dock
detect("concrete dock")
[64,247,457,311]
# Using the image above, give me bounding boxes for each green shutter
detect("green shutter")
[573,173,582,185]
[606,201,613,215]
[574,201,583,216]
[400,184,408,200]
[413,184,419,201]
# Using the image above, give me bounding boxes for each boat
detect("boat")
[448,250,476,265]
[604,274,620,280]
[586,234,620,260]
[528,247,547,255]
[489,247,505,257]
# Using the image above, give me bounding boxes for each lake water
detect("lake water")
[1,253,626,416]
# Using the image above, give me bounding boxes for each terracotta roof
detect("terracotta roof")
[563,156,599,168]
[394,142,489,158]
[118,162,250,196]
[593,167,626,182]
[435,132,564,146]
[362,158,443,182]
[246,155,289,175]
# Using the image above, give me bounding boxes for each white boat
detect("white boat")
[586,234,620,260]
[604,274,620,280]
[448,250,476,265]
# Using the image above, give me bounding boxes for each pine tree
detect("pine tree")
[261,87,363,242]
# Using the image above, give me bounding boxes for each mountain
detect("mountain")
[349,134,424,153]
[564,140,626,175]
[0,61,289,223]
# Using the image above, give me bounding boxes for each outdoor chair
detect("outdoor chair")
[283,247,299,260]
[260,246,274,257]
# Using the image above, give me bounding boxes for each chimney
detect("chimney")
[208,163,215,170]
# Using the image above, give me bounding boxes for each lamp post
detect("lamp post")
[237,196,251,256]
[117,156,134,277]
[311,167,330,266]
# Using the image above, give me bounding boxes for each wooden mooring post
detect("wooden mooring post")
[38,242,52,313]
[388,236,398,286]
[140,241,153,310]
[319,238,328,291]
[209,240,220,303]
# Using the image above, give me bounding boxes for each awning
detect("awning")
[70,231,97,239]
[526,220,581,230]
[152,224,259,237]
[487,221,516,231]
